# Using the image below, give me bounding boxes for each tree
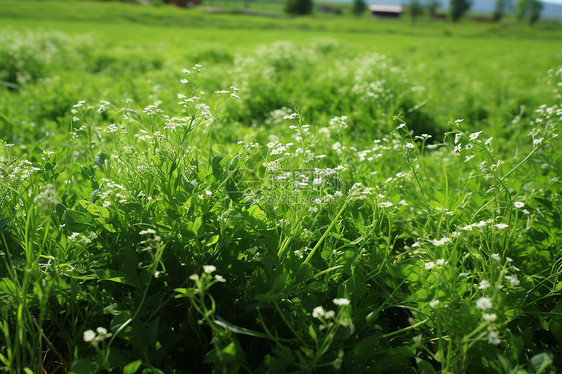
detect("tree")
[426,0,441,16]
[450,0,472,21]
[406,0,424,23]
[352,0,367,17]
[528,0,543,24]
[517,0,543,24]
[285,0,313,15]
[493,0,511,21]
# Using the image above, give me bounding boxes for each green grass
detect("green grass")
[0,1,561,373]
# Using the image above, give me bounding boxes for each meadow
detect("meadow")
[0,1,561,373]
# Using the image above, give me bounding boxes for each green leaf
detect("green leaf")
[0,217,9,231]
[215,316,269,339]
[212,155,224,180]
[529,353,553,374]
[94,151,110,170]
[350,334,381,366]
[205,234,220,246]
[63,208,95,232]
[192,216,203,236]
[415,358,436,374]
[0,278,17,297]
[308,325,317,340]
[92,269,137,287]
[70,358,97,374]
[123,359,142,374]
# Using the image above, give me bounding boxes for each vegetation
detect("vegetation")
[450,0,472,21]
[426,0,441,17]
[351,0,366,17]
[406,0,425,23]
[494,0,512,21]
[0,1,561,373]
[517,0,544,25]
[285,0,313,15]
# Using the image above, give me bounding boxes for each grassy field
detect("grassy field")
[1,1,561,373]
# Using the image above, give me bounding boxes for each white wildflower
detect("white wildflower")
[333,298,350,306]
[487,329,501,345]
[313,306,325,319]
[476,297,493,310]
[203,265,216,274]
[482,313,497,322]
[478,280,491,289]
[505,275,520,287]
[83,330,96,342]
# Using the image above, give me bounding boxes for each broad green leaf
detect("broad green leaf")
[415,358,436,374]
[123,359,142,374]
[529,353,553,374]
[192,216,202,236]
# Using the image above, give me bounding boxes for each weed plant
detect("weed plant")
[0,26,561,373]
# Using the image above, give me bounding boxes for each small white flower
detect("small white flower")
[203,265,216,274]
[425,262,435,270]
[333,298,350,306]
[430,238,451,247]
[476,297,493,310]
[313,306,325,318]
[429,299,440,308]
[469,131,483,141]
[482,313,498,322]
[487,329,501,345]
[139,229,156,235]
[83,330,96,342]
[189,274,199,281]
[96,327,107,335]
[215,274,226,282]
[491,253,501,261]
[513,201,524,208]
[479,280,491,289]
[505,275,520,287]
[494,223,508,230]
[324,310,335,319]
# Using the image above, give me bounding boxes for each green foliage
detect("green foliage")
[517,0,544,25]
[450,0,472,21]
[285,0,313,15]
[351,0,367,17]
[407,0,425,23]
[493,0,512,21]
[426,0,441,16]
[0,4,562,373]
